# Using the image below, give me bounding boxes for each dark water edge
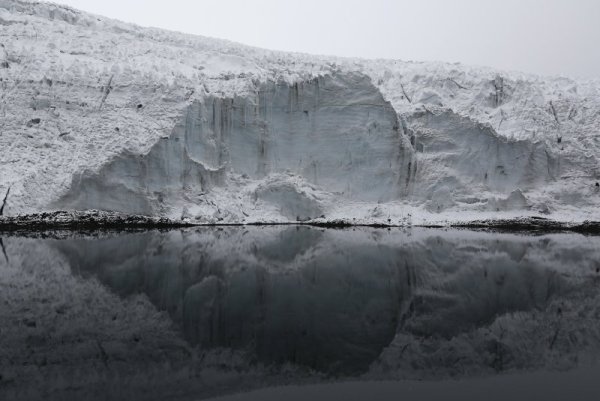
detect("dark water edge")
[1,226,600,400]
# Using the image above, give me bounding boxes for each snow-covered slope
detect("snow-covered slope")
[1,0,599,224]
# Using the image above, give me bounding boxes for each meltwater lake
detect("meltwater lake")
[1,226,600,400]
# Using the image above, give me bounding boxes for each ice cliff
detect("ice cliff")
[1,0,600,224]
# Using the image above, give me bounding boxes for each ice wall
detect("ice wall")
[221,73,411,200]
[57,73,414,217]
[56,71,561,220]
[406,110,560,212]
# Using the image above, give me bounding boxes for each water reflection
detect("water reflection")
[1,227,600,400]
[55,227,409,375]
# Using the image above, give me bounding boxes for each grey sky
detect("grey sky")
[57,0,600,79]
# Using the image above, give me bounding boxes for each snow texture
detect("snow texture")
[1,0,600,224]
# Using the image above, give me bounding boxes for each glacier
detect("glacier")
[1,0,600,225]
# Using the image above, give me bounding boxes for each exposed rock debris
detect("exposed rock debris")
[0,210,193,230]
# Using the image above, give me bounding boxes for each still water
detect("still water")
[1,226,600,400]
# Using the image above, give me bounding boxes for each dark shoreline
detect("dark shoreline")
[449,218,600,235]
[1,210,600,235]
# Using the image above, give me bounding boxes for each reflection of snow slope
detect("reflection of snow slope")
[1,0,600,224]
[0,237,191,401]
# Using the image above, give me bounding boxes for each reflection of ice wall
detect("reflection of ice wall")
[3,227,600,397]
[0,236,191,401]
[49,227,600,377]
[54,227,410,375]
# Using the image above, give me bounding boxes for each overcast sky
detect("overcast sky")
[57,0,600,79]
